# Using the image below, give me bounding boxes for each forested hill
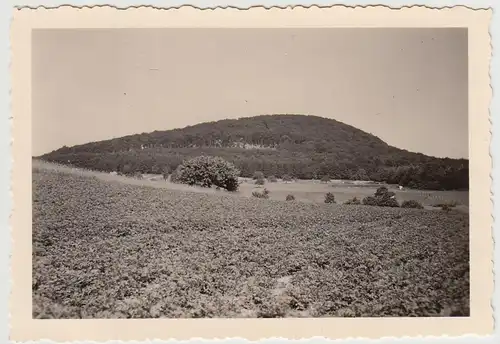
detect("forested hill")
[38,114,468,190]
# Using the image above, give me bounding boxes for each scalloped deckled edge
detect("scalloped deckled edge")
[12,4,493,11]
[7,2,495,344]
[488,0,496,333]
[11,335,500,343]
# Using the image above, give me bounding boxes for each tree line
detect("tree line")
[40,146,468,191]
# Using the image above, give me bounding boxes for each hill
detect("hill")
[37,114,468,191]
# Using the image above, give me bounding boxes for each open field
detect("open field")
[33,161,469,318]
[238,179,469,211]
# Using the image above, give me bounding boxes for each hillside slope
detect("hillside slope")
[38,114,468,190]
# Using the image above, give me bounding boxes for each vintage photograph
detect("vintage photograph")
[30,26,471,319]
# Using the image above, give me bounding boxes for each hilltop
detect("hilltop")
[38,114,468,190]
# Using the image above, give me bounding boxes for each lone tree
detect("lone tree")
[175,156,240,191]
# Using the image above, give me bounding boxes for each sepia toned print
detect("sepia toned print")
[11,5,492,342]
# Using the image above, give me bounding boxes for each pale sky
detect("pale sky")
[32,28,468,158]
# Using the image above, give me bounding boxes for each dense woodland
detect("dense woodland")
[38,114,469,191]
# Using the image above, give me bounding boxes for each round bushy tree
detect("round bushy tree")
[176,156,240,191]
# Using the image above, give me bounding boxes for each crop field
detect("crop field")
[32,163,470,318]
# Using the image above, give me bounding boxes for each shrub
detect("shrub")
[286,194,295,201]
[267,175,278,183]
[175,156,240,191]
[362,196,377,206]
[324,192,336,204]
[252,188,270,199]
[362,187,399,208]
[401,200,424,209]
[282,174,293,182]
[376,196,399,208]
[432,200,458,208]
[253,171,265,180]
[344,197,361,205]
[441,204,452,212]
[320,175,331,183]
